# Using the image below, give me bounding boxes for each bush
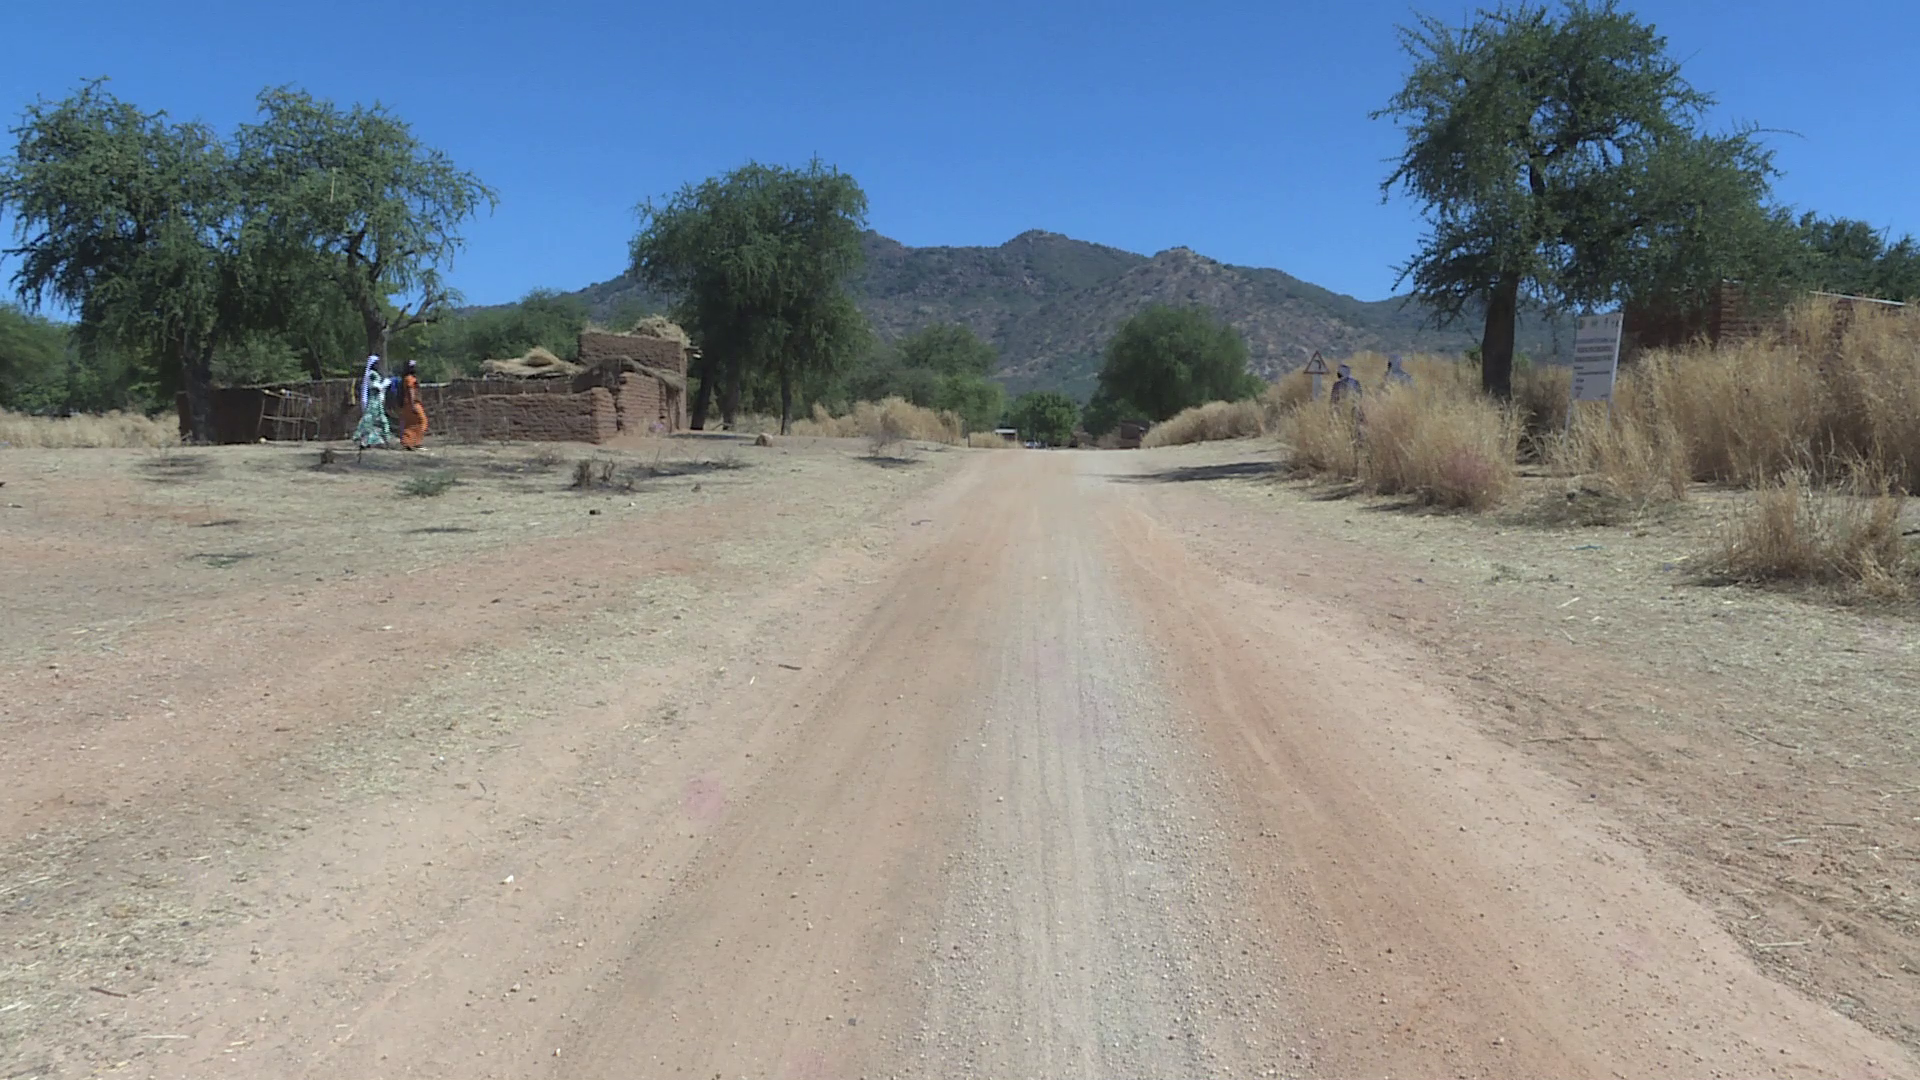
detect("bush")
[1548,373,1689,506]
[1141,400,1266,447]
[790,397,963,446]
[1717,466,1913,599]
[1631,297,1920,490]
[400,471,459,497]
[0,409,179,448]
[967,431,1015,448]
[1355,380,1520,510]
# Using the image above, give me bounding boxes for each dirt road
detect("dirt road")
[4,445,1913,1078]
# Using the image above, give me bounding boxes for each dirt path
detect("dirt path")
[6,446,1914,1078]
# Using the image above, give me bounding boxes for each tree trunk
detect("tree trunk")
[721,361,743,430]
[1480,273,1520,399]
[361,307,387,367]
[689,351,716,430]
[779,362,793,436]
[181,342,216,445]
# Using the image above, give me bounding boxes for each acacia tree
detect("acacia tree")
[631,159,870,433]
[1095,305,1260,421]
[234,87,496,364]
[1,81,244,441]
[1008,390,1078,446]
[1375,1,1777,397]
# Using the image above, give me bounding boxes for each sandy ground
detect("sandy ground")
[1,437,1914,1079]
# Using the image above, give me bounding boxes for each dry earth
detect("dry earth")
[1,435,1914,1079]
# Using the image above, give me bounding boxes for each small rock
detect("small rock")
[588,508,601,516]
[754,432,773,447]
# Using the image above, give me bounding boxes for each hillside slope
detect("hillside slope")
[547,230,1564,398]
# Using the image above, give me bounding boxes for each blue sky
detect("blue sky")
[3,0,1916,307]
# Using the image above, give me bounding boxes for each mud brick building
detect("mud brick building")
[179,330,690,445]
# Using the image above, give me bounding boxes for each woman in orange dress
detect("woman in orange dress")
[397,360,429,450]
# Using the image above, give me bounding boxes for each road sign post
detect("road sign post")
[1568,312,1625,430]
[1303,352,1330,401]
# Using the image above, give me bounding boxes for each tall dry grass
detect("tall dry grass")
[966,431,1015,448]
[1629,298,1920,490]
[790,398,964,446]
[1142,400,1266,448]
[1276,361,1519,510]
[0,410,179,449]
[1547,369,1689,506]
[1718,466,1913,600]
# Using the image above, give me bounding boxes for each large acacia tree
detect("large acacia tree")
[234,87,497,363]
[630,159,870,433]
[1375,2,1780,397]
[1,81,245,440]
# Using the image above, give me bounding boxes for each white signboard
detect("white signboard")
[1569,312,1624,402]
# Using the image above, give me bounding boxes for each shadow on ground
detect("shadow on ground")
[1110,460,1280,485]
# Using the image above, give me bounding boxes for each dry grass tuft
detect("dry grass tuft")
[1143,400,1267,447]
[967,431,1015,448]
[0,409,179,449]
[1717,465,1914,600]
[1278,361,1518,511]
[1547,371,1689,509]
[1357,382,1520,510]
[791,398,964,446]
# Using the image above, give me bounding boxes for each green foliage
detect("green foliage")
[0,303,70,411]
[399,471,458,497]
[211,330,305,386]
[1095,305,1259,422]
[2,80,494,436]
[0,80,245,437]
[631,159,871,433]
[1374,1,1777,396]
[233,87,497,359]
[830,322,1006,432]
[1079,385,1146,439]
[1008,390,1078,446]
[1790,215,1920,301]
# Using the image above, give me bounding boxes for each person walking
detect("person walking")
[397,359,429,450]
[1330,363,1363,404]
[353,355,393,449]
[1385,354,1414,387]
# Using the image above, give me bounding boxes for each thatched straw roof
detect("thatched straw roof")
[480,346,583,379]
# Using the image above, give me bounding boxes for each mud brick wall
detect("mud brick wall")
[436,387,617,443]
[576,331,687,376]
[618,372,674,433]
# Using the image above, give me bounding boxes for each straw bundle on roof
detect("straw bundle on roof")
[627,316,692,348]
[481,346,584,379]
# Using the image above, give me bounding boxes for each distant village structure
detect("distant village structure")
[178,329,690,445]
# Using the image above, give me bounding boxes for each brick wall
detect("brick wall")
[577,331,687,376]
[436,387,617,443]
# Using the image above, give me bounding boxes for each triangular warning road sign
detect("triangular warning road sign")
[1303,354,1329,376]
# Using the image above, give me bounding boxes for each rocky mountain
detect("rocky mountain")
[556,229,1565,399]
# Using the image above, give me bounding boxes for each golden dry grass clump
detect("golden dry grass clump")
[0,409,180,449]
[1276,353,1518,510]
[790,398,964,446]
[1634,298,1920,490]
[966,431,1016,448]
[1141,400,1266,448]
[1719,466,1914,600]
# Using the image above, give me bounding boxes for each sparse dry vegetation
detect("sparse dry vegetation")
[1276,354,1518,510]
[791,398,964,446]
[1142,400,1266,448]
[1717,466,1915,600]
[0,409,179,449]
[967,431,1015,448]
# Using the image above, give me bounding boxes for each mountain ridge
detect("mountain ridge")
[542,230,1564,398]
